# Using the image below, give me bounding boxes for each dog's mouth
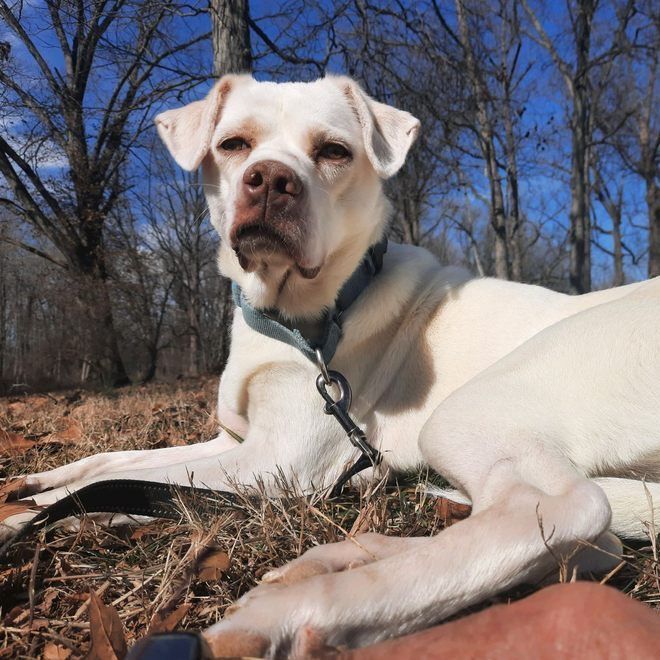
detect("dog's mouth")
[231,224,320,279]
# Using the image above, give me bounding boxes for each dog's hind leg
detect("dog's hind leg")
[592,477,660,540]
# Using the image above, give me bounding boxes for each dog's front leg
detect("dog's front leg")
[17,430,242,497]
[201,448,615,656]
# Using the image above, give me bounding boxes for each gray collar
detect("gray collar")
[232,236,388,365]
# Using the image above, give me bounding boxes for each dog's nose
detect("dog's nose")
[242,160,303,199]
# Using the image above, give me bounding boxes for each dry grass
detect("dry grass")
[0,378,659,658]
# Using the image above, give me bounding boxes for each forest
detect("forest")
[0,0,657,390]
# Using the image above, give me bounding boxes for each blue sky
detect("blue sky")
[0,0,652,285]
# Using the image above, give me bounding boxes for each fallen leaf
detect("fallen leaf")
[6,401,26,417]
[43,417,83,446]
[85,591,127,660]
[0,477,27,503]
[38,587,59,615]
[30,618,49,630]
[0,429,35,455]
[43,643,71,660]
[435,497,472,526]
[3,605,24,625]
[147,603,191,634]
[197,549,230,582]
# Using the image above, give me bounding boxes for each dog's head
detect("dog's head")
[155,76,419,317]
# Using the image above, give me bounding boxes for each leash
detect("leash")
[0,480,236,559]
[0,239,387,558]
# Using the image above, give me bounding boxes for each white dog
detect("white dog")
[3,75,660,655]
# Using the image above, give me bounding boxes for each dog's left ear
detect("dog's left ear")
[338,78,420,178]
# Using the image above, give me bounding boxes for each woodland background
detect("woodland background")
[0,0,657,391]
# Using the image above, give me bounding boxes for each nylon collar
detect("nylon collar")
[232,236,388,365]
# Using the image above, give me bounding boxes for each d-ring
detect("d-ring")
[315,348,331,385]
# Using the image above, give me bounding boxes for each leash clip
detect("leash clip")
[314,352,381,468]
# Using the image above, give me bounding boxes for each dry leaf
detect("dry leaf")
[86,591,127,660]
[129,525,160,541]
[435,497,471,526]
[6,401,26,417]
[0,429,35,455]
[43,643,71,660]
[43,417,83,446]
[197,549,230,581]
[147,603,191,634]
[0,477,27,503]
[38,587,59,615]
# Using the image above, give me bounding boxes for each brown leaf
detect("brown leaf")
[0,429,35,456]
[0,477,28,503]
[197,549,230,582]
[43,417,83,446]
[147,603,191,634]
[43,643,71,660]
[6,401,26,417]
[38,587,59,615]
[435,497,472,526]
[85,591,127,660]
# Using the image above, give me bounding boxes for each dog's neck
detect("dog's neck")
[231,235,388,364]
[217,200,391,321]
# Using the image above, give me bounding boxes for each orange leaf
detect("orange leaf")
[43,643,71,660]
[0,477,27,503]
[85,591,127,660]
[43,418,83,446]
[197,549,230,582]
[147,603,191,634]
[435,497,472,526]
[0,429,35,456]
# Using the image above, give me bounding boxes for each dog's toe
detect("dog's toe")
[262,558,330,585]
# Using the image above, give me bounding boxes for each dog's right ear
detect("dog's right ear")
[155,76,237,171]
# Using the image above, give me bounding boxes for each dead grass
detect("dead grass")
[0,378,659,658]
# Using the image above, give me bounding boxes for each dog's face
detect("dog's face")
[156,76,419,316]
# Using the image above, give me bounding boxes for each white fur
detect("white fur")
[5,76,660,655]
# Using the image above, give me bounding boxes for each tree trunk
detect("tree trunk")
[210,0,252,75]
[648,178,660,279]
[568,0,595,294]
[456,0,510,280]
[209,0,252,370]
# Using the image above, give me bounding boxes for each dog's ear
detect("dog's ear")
[339,78,420,178]
[155,76,238,171]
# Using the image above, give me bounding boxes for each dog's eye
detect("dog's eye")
[318,142,351,161]
[220,137,250,151]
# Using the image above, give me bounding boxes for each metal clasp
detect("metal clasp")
[314,351,380,465]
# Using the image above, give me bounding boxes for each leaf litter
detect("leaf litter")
[0,377,659,658]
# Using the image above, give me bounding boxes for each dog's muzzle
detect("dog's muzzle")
[230,159,317,277]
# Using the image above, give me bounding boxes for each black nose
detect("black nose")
[242,160,303,199]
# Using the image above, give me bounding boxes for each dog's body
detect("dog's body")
[4,76,660,654]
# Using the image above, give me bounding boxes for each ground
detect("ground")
[0,379,658,658]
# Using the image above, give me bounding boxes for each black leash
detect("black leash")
[0,479,235,559]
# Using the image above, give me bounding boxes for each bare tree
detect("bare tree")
[522,0,637,293]
[207,0,253,368]
[595,2,659,278]
[0,0,207,384]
